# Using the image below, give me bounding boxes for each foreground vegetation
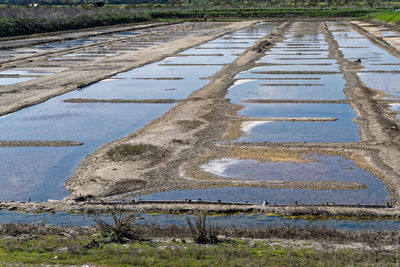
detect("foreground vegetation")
[0,6,386,37]
[0,212,399,266]
[1,235,399,266]
[363,11,400,24]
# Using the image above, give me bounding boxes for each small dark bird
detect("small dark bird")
[354,58,362,63]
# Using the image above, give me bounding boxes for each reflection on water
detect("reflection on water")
[201,155,388,203]
[0,69,54,76]
[234,119,359,143]
[328,21,400,99]
[139,185,389,205]
[117,63,222,79]
[237,103,352,118]
[390,103,400,111]
[231,103,359,143]
[0,102,173,202]
[249,64,340,72]
[0,22,281,202]
[0,77,35,85]
[228,77,346,101]
[67,78,208,100]
[358,73,400,99]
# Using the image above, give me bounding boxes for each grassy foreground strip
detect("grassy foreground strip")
[0,7,384,37]
[0,235,398,266]
[0,214,398,266]
[363,11,400,24]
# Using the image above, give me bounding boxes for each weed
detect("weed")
[364,11,400,24]
[106,144,149,161]
[186,213,220,244]
[93,211,141,243]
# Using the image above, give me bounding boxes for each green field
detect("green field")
[0,235,398,266]
[364,11,400,24]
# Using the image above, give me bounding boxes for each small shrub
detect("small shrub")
[186,213,220,244]
[94,211,141,243]
[106,144,149,161]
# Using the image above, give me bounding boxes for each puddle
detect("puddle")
[64,53,116,57]
[117,32,138,35]
[390,103,400,111]
[358,72,400,99]
[117,63,221,79]
[374,31,400,37]
[236,103,355,118]
[0,69,55,76]
[35,39,100,50]
[162,55,236,65]
[328,22,400,100]
[329,22,400,72]
[234,119,359,143]
[200,155,388,204]
[0,77,35,85]
[0,100,174,201]
[49,57,91,62]
[0,22,279,64]
[250,64,340,72]
[138,185,388,205]
[267,50,329,56]
[0,147,83,201]
[66,78,208,100]
[257,57,337,65]
[0,96,174,142]
[231,101,359,143]
[228,75,346,101]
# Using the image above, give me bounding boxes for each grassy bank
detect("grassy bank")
[0,6,386,37]
[1,236,398,266]
[0,221,398,266]
[363,11,400,24]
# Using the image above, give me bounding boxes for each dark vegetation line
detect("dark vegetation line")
[363,11,400,25]
[0,7,385,38]
[1,216,399,266]
[1,216,398,245]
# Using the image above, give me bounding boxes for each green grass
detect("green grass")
[106,144,151,161]
[364,11,400,24]
[0,235,398,266]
